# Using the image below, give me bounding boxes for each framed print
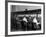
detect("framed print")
[5,1,45,36]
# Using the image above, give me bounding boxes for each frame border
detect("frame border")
[5,1,45,36]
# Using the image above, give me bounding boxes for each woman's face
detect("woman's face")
[36,16,41,23]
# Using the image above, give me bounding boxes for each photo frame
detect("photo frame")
[5,1,45,36]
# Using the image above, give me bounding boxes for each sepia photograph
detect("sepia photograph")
[7,1,45,35]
